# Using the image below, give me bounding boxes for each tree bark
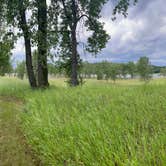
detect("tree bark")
[70,0,79,86]
[37,0,49,87]
[71,28,79,86]
[19,1,37,88]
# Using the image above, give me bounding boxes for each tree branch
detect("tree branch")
[77,14,89,22]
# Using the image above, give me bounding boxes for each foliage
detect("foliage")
[127,61,136,78]
[50,0,111,85]
[1,0,139,87]
[81,61,135,80]
[0,6,14,76]
[15,61,26,80]
[0,35,13,76]
[0,45,12,76]
[112,0,138,19]
[137,56,152,81]
[48,63,59,76]
[109,63,120,82]
[47,60,165,82]
[4,0,58,87]
[160,68,166,77]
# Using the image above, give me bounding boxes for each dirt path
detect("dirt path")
[0,97,36,166]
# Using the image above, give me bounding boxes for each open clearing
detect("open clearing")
[0,77,166,166]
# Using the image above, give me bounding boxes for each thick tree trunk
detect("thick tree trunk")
[37,0,49,87]
[71,28,79,86]
[19,1,37,88]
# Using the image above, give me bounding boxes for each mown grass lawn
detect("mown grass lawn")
[0,77,166,166]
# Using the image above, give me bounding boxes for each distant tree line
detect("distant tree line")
[13,56,166,83]
[81,56,153,82]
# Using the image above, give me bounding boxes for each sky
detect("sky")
[12,0,166,66]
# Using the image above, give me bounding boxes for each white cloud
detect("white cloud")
[89,0,166,65]
[12,38,25,61]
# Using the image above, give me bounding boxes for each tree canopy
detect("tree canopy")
[1,0,139,87]
[0,13,14,76]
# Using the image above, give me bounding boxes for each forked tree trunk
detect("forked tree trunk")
[19,1,37,88]
[37,0,49,87]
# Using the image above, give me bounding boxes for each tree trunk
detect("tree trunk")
[24,37,37,87]
[70,0,79,86]
[71,28,79,86]
[37,0,49,87]
[19,1,37,88]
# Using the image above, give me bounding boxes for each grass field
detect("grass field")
[0,77,166,166]
[0,96,36,165]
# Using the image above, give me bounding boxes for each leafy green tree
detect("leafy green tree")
[2,0,138,87]
[48,64,59,76]
[96,71,103,80]
[112,0,138,19]
[160,68,166,77]
[81,61,137,81]
[5,0,37,87]
[51,0,138,86]
[6,62,13,76]
[96,62,107,80]
[103,62,111,80]
[137,56,152,81]
[120,63,128,79]
[81,62,91,78]
[127,61,136,78]
[0,43,11,76]
[15,61,26,80]
[109,63,119,82]
[52,0,110,86]
[5,0,56,88]
[0,21,13,76]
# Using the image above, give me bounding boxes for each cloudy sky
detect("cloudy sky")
[12,0,166,66]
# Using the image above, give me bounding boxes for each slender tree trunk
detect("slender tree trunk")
[19,1,37,88]
[24,36,37,87]
[70,0,79,86]
[37,0,49,87]
[71,28,79,86]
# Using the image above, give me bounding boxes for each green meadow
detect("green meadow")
[0,77,166,165]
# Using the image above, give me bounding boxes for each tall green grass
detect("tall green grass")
[0,77,166,165]
[0,77,30,98]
